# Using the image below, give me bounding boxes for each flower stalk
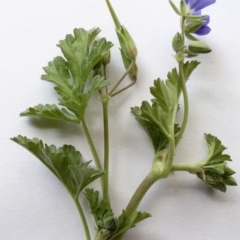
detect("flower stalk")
[101,95,111,208]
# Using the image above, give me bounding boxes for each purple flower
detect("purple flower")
[184,0,216,12]
[184,0,216,35]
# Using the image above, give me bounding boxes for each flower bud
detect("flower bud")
[120,49,138,80]
[188,41,212,54]
[172,33,183,52]
[102,50,111,66]
[105,0,138,79]
[116,26,138,60]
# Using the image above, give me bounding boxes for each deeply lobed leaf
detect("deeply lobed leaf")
[40,28,113,120]
[56,28,113,92]
[20,104,80,124]
[109,211,151,240]
[197,134,237,192]
[85,189,115,237]
[11,136,103,197]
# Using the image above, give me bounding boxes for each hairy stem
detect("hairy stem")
[111,77,137,97]
[105,0,121,29]
[101,95,111,208]
[175,62,188,145]
[109,60,135,96]
[175,17,188,146]
[74,197,91,240]
[103,65,109,94]
[82,118,104,188]
[171,162,201,173]
[125,172,160,214]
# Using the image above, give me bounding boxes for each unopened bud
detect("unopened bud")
[116,26,138,60]
[188,41,212,54]
[120,49,138,80]
[172,33,183,52]
[102,50,111,66]
[105,0,138,78]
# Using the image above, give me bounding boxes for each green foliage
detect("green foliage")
[59,75,109,119]
[54,28,112,91]
[109,211,151,240]
[85,189,150,240]
[183,61,200,81]
[169,0,181,16]
[131,62,198,152]
[11,136,103,197]
[131,107,179,153]
[40,28,113,120]
[139,68,180,139]
[85,189,115,238]
[197,134,237,192]
[20,104,80,124]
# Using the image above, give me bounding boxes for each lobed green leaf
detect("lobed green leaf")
[20,104,80,124]
[85,189,115,235]
[11,136,103,197]
[183,61,200,81]
[197,134,237,192]
[109,211,151,240]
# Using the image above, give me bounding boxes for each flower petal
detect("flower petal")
[190,0,216,11]
[203,15,210,25]
[195,25,211,35]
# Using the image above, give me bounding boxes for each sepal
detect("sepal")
[169,0,181,16]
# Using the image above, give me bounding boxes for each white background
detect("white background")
[0,0,240,239]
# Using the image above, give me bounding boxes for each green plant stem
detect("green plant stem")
[175,61,188,146]
[103,65,109,94]
[175,16,188,146]
[180,16,185,44]
[81,118,104,188]
[113,169,164,240]
[105,0,121,29]
[111,77,137,97]
[171,162,201,173]
[125,172,161,214]
[101,95,111,208]
[164,136,176,173]
[109,60,135,96]
[74,197,91,240]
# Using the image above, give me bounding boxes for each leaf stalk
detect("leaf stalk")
[101,95,111,208]
[74,197,91,240]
